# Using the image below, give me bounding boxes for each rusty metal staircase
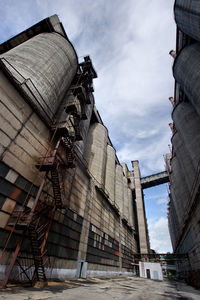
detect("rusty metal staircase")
[2,197,55,286]
[29,219,47,283]
[62,136,75,168]
[51,167,63,209]
[1,130,77,287]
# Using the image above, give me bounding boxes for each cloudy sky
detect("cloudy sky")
[0,0,175,252]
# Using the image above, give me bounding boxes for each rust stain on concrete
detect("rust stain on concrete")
[10,187,21,200]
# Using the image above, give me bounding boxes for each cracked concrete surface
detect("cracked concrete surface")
[0,276,200,300]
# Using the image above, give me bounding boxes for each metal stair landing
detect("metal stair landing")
[35,156,57,172]
[7,208,31,230]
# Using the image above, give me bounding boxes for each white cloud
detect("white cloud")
[157,198,167,205]
[148,217,172,253]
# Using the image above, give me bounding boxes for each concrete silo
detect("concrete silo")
[174,0,200,42]
[105,145,116,202]
[115,164,124,214]
[123,176,129,222]
[0,22,78,124]
[84,123,108,186]
[173,43,200,117]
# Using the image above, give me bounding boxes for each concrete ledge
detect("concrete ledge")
[0,265,134,282]
[87,270,134,277]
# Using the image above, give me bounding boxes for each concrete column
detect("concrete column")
[115,164,124,214]
[128,189,134,228]
[119,217,123,271]
[105,145,116,202]
[132,160,149,254]
[77,178,94,260]
[123,176,129,221]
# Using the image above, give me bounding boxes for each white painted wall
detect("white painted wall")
[139,262,163,281]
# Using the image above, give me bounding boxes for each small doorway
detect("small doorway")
[76,260,88,278]
[146,269,151,279]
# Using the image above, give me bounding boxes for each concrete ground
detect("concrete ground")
[0,276,200,300]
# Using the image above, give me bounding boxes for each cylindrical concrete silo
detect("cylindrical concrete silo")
[168,194,181,250]
[171,131,196,194]
[0,32,78,123]
[173,43,200,117]
[128,189,134,228]
[168,199,180,251]
[75,94,94,154]
[174,0,200,42]
[169,181,181,227]
[172,101,200,175]
[170,156,190,225]
[83,123,108,185]
[123,177,129,221]
[168,216,175,250]
[105,145,116,202]
[115,164,124,214]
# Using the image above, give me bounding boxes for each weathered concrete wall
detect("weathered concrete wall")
[174,0,200,42]
[173,43,200,118]
[0,32,78,124]
[176,197,200,276]
[0,71,138,281]
[172,101,200,172]
[75,94,94,154]
[0,70,49,186]
[168,194,181,250]
[170,156,190,227]
[128,189,134,228]
[123,176,129,221]
[105,145,116,203]
[171,131,196,194]
[84,123,108,186]
[0,15,139,283]
[115,164,124,214]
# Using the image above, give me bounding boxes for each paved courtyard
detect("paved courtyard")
[0,276,200,300]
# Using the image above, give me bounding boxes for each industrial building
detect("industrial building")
[0,15,165,287]
[167,0,200,288]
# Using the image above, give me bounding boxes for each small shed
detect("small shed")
[139,262,163,281]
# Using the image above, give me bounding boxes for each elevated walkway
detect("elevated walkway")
[141,171,169,189]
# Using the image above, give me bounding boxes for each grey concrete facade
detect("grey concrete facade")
[167,0,200,288]
[0,15,142,286]
[0,14,175,288]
